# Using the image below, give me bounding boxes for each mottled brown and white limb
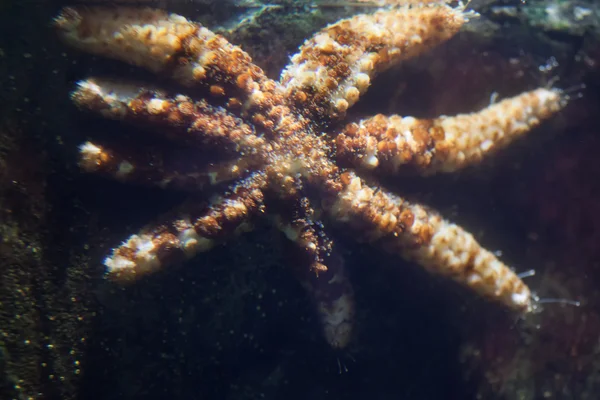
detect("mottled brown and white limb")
[105,173,266,282]
[272,194,355,349]
[324,171,532,312]
[55,7,310,138]
[72,78,269,155]
[79,141,252,191]
[336,88,566,175]
[281,4,467,120]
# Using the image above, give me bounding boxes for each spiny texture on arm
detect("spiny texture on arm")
[336,89,565,175]
[105,173,266,282]
[78,141,253,191]
[280,4,466,120]
[54,7,308,138]
[272,195,355,349]
[326,171,532,312]
[54,7,256,87]
[72,78,268,155]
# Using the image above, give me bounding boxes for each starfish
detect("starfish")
[54,1,565,349]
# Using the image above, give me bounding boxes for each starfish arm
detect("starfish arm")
[54,7,199,74]
[293,247,354,350]
[336,88,565,175]
[72,78,268,155]
[54,7,308,138]
[78,141,251,190]
[325,171,532,312]
[272,195,355,349]
[280,4,466,120]
[105,173,266,282]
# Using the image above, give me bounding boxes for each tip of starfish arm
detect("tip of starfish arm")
[511,289,532,312]
[104,234,162,282]
[53,7,81,32]
[320,293,355,349]
[79,141,109,172]
[104,255,138,282]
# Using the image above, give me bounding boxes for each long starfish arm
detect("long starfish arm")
[272,195,355,349]
[78,141,251,190]
[280,4,467,120]
[53,6,255,87]
[54,7,308,138]
[105,173,266,282]
[336,89,565,175]
[324,171,532,312]
[72,78,268,155]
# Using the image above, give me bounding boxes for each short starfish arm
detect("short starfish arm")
[280,4,466,120]
[272,196,355,349]
[78,141,250,191]
[325,171,532,312]
[72,78,268,155]
[54,7,307,138]
[336,88,565,175]
[105,173,266,282]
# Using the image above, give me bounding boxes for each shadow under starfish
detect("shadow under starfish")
[54,1,565,349]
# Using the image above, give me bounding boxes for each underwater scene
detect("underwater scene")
[1,0,599,399]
